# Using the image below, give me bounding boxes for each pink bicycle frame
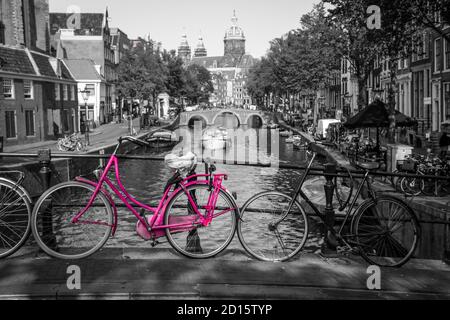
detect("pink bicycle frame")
[72,154,236,238]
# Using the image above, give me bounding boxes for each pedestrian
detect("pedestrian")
[439,132,450,159]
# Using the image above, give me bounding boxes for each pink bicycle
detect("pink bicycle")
[31,136,239,260]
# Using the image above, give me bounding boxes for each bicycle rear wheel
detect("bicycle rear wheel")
[237,192,309,262]
[31,181,113,260]
[353,196,420,267]
[0,180,31,259]
[164,184,238,259]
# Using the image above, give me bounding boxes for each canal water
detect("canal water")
[103,127,327,253]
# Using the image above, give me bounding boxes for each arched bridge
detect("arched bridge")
[179,109,267,127]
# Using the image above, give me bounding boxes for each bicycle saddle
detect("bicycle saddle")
[165,152,197,172]
[355,161,380,171]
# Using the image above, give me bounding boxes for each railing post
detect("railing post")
[38,149,52,191]
[37,149,57,250]
[323,163,338,252]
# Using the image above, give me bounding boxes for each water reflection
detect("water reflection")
[104,129,324,251]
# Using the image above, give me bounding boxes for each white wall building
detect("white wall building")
[63,59,106,130]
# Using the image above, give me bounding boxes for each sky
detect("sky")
[49,0,319,58]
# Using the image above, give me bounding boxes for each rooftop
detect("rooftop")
[63,59,104,81]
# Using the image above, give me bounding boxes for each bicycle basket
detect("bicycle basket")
[402,159,417,172]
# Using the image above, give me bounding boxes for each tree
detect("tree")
[116,43,167,112]
[185,64,214,105]
[162,49,187,100]
[246,3,343,111]
[325,0,450,140]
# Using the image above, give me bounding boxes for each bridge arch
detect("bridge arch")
[244,113,265,128]
[187,114,209,129]
[212,111,242,128]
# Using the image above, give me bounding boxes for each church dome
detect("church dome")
[194,36,207,57]
[178,34,190,51]
[178,33,191,62]
[224,11,245,40]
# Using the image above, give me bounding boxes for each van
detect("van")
[316,119,341,140]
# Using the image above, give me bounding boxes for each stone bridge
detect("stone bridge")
[179,108,267,127]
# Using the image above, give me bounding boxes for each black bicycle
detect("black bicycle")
[237,146,421,267]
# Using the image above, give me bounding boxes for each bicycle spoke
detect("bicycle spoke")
[385,234,409,258]
[237,192,308,262]
[355,197,418,267]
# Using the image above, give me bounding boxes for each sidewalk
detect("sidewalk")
[3,121,142,154]
[0,248,449,300]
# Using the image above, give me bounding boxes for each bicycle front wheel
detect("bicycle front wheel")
[31,181,113,260]
[353,196,420,267]
[0,180,32,259]
[164,184,238,259]
[237,192,309,262]
[400,175,424,196]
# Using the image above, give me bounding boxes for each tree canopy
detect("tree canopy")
[116,41,213,107]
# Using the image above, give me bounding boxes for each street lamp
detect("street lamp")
[80,89,91,146]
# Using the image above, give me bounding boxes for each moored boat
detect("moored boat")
[293,139,307,150]
[286,135,302,144]
[145,130,178,149]
[280,130,293,138]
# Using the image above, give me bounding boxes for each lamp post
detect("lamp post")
[80,89,91,146]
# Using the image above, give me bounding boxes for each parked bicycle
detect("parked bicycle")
[31,136,239,260]
[0,171,32,259]
[399,154,450,197]
[237,145,420,267]
[57,133,87,152]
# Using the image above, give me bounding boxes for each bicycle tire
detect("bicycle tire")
[400,175,424,196]
[31,181,113,260]
[352,196,420,267]
[0,179,32,259]
[164,184,238,259]
[237,191,309,262]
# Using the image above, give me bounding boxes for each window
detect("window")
[71,85,76,100]
[435,38,442,72]
[63,84,68,100]
[423,33,429,59]
[3,79,14,99]
[55,84,60,100]
[25,110,35,136]
[445,39,450,71]
[23,80,33,99]
[5,111,17,139]
[0,21,5,45]
[445,83,450,120]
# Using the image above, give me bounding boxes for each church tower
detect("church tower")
[177,33,191,64]
[224,10,245,57]
[193,36,207,57]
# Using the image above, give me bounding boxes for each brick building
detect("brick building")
[0,0,78,150]
[50,9,116,125]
